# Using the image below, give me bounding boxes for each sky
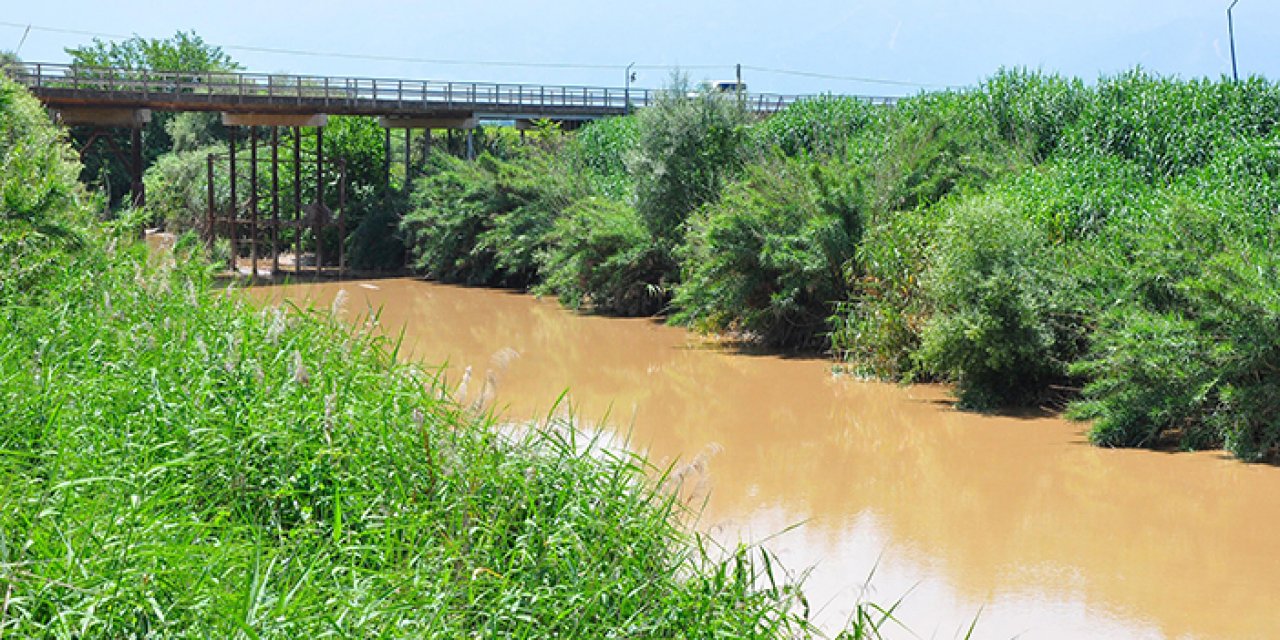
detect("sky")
[2,1,1278,97]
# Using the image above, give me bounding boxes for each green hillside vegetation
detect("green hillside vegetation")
[398,69,1280,461]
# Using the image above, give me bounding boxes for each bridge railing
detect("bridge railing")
[4,62,897,114]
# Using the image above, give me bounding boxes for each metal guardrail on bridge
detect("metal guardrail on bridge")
[7,62,897,118]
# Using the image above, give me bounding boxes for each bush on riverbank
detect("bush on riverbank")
[0,73,90,302]
[401,152,501,283]
[631,79,751,247]
[400,149,585,287]
[537,197,672,315]
[915,197,1080,408]
[674,154,865,348]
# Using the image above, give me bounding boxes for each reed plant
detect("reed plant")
[0,237,812,637]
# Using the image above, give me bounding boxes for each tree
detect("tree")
[62,31,240,209]
[632,75,748,245]
[0,50,20,69]
[65,30,240,73]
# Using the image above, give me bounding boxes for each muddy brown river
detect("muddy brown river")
[254,277,1280,639]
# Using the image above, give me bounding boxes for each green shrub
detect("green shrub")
[1068,199,1280,459]
[831,208,939,380]
[0,74,88,300]
[166,111,225,153]
[674,154,864,349]
[1071,246,1280,459]
[401,152,499,283]
[632,80,750,244]
[143,143,228,232]
[917,197,1078,408]
[537,197,670,316]
[401,149,580,287]
[979,68,1087,162]
[1069,306,1218,450]
[752,95,876,158]
[346,191,408,271]
[476,151,583,287]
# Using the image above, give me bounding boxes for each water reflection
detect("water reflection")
[253,278,1280,639]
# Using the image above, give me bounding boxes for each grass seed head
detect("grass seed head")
[293,350,310,386]
[331,289,349,318]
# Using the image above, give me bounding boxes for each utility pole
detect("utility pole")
[625,62,636,116]
[735,63,744,107]
[1228,0,1242,82]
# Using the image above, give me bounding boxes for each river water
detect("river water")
[253,277,1280,639]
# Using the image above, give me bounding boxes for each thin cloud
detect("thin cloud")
[1212,38,1226,65]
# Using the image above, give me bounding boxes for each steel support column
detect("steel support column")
[130,127,144,208]
[315,127,324,276]
[271,126,280,275]
[384,127,392,191]
[249,126,259,277]
[293,126,302,275]
[404,128,412,190]
[206,154,215,245]
[228,129,237,271]
[338,160,347,276]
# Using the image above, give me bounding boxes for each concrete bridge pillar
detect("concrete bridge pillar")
[379,115,477,163]
[53,107,152,208]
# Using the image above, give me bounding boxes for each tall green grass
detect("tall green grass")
[0,238,817,637]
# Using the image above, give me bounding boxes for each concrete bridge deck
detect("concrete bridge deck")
[9,62,897,123]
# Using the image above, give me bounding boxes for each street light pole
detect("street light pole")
[1228,0,1241,82]
[625,62,635,115]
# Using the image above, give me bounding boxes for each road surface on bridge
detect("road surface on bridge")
[8,62,897,122]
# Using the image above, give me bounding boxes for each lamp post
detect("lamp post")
[1228,0,1241,82]
[624,62,635,115]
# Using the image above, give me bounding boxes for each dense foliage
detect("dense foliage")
[631,83,750,245]
[0,73,89,300]
[674,155,864,348]
[398,68,1280,461]
[538,197,670,315]
[64,31,240,207]
[915,198,1077,409]
[752,95,875,158]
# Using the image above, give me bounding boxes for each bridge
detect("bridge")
[7,62,899,278]
[9,62,897,123]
